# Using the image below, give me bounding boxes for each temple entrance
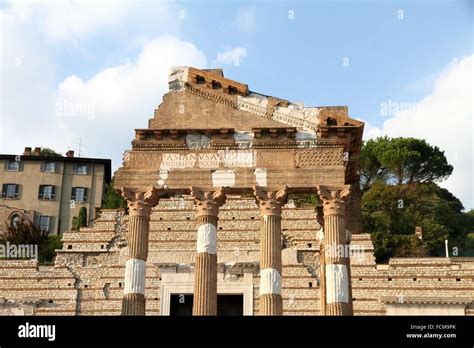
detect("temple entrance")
[170,294,243,316]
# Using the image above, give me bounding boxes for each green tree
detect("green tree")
[39,235,63,264]
[71,216,80,231]
[78,207,87,228]
[359,137,389,192]
[362,182,470,261]
[287,193,319,207]
[1,218,61,264]
[359,137,453,189]
[40,148,62,157]
[71,207,88,231]
[1,218,48,246]
[358,136,463,261]
[101,179,127,209]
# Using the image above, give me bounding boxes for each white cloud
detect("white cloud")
[41,1,130,41]
[212,47,247,67]
[0,4,59,154]
[362,121,383,140]
[3,1,178,45]
[365,55,473,210]
[0,3,207,172]
[54,36,207,166]
[233,7,257,33]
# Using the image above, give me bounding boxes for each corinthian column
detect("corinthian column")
[121,187,160,316]
[191,188,226,316]
[254,186,287,315]
[317,185,353,315]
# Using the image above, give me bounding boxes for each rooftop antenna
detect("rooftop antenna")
[73,137,86,157]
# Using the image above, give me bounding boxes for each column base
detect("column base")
[122,293,146,316]
[259,294,283,315]
[326,302,352,316]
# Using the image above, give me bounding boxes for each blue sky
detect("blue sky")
[1,0,472,208]
[45,0,473,119]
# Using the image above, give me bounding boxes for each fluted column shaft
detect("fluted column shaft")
[121,187,159,316]
[317,186,353,316]
[191,189,225,316]
[255,186,287,316]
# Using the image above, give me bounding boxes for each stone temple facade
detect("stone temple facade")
[0,67,472,316]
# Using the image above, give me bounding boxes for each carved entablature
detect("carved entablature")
[254,186,288,216]
[316,108,364,184]
[295,148,344,167]
[132,127,317,151]
[121,187,160,218]
[316,185,351,216]
[252,127,296,139]
[134,128,235,141]
[190,188,226,218]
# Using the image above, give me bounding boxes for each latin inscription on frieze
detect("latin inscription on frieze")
[124,149,256,170]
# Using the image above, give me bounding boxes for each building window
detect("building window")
[1,184,20,199]
[75,164,90,175]
[38,185,56,200]
[71,187,88,203]
[41,162,57,173]
[4,160,23,172]
[34,215,53,233]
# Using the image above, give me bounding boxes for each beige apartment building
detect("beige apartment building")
[0,147,111,234]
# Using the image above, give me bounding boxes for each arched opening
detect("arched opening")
[9,213,21,229]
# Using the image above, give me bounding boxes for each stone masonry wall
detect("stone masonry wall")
[0,198,472,315]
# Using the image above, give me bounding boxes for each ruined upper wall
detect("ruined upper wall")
[149,66,363,136]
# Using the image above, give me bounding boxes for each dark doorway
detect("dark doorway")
[217,295,243,316]
[169,294,244,316]
[170,294,193,316]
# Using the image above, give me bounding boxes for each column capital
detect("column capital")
[121,187,160,217]
[317,185,350,216]
[190,187,226,218]
[254,186,288,216]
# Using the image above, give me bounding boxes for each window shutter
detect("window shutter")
[84,188,89,202]
[3,161,8,170]
[71,187,76,201]
[14,185,20,199]
[86,165,92,175]
[51,186,56,200]
[40,162,45,172]
[18,161,24,171]
[38,185,44,199]
[54,162,60,173]
[1,184,6,198]
[73,164,78,174]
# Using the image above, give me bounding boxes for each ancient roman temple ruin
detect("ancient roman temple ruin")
[1,67,472,316]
